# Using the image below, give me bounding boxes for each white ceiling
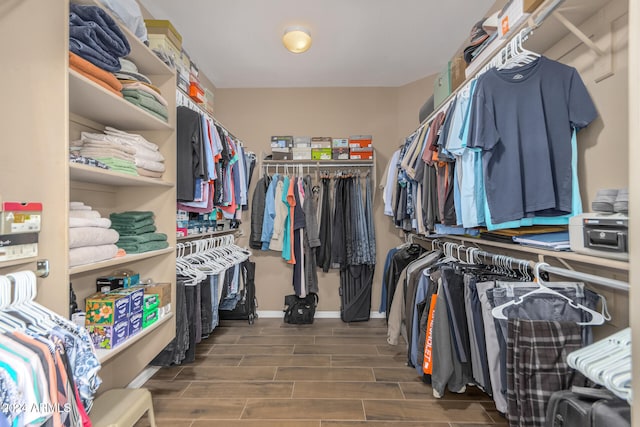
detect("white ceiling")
[139,0,496,88]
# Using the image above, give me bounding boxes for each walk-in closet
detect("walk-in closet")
[0,0,637,425]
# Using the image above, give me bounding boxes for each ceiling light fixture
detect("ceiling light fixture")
[282,26,312,54]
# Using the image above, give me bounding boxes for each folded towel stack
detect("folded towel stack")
[69,202,119,267]
[70,128,166,178]
[110,211,169,254]
[69,52,123,97]
[69,4,130,73]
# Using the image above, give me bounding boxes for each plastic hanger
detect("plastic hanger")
[491,262,606,325]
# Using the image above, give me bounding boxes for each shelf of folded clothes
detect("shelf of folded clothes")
[69,163,173,187]
[69,69,172,130]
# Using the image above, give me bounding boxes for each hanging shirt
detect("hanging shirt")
[467,56,597,223]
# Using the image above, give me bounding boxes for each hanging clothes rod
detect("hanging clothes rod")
[414,236,629,292]
[176,89,242,144]
[263,162,374,168]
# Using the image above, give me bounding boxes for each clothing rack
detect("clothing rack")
[176,89,243,145]
[412,235,629,292]
[415,0,567,132]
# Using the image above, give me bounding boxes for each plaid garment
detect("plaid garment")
[506,319,582,427]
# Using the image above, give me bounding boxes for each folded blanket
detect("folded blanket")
[117,232,167,244]
[122,89,168,120]
[136,167,163,179]
[69,52,122,93]
[69,217,112,229]
[69,244,119,267]
[117,240,169,254]
[121,81,168,106]
[69,33,120,73]
[70,4,130,58]
[69,210,102,219]
[114,224,156,236]
[69,227,120,249]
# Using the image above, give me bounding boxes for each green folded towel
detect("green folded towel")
[110,211,155,221]
[117,232,167,244]
[123,89,169,121]
[94,157,139,175]
[115,224,157,236]
[118,240,169,254]
[110,217,155,231]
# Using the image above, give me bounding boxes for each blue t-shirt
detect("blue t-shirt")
[467,56,597,224]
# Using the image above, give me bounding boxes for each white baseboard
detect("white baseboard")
[127,366,159,389]
[257,310,385,319]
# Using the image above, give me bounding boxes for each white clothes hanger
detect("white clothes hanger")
[491,262,606,325]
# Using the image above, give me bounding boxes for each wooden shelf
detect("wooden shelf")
[71,0,173,77]
[69,247,174,275]
[68,70,172,131]
[0,257,38,270]
[69,163,174,187]
[435,235,629,271]
[95,312,174,363]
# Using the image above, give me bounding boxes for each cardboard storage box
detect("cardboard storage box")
[311,148,332,160]
[499,0,532,38]
[350,147,374,160]
[271,148,292,160]
[142,309,159,329]
[0,232,38,262]
[332,138,349,148]
[348,135,373,148]
[293,136,311,147]
[1,202,42,234]
[292,147,312,160]
[451,54,467,92]
[144,19,182,49]
[87,321,129,350]
[85,293,129,325]
[128,312,143,336]
[109,286,145,314]
[144,282,171,308]
[311,137,332,148]
[271,136,293,148]
[332,147,350,160]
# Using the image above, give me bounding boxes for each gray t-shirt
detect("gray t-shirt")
[468,56,597,223]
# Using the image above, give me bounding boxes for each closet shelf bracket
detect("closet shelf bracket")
[551,9,613,83]
[36,259,50,278]
[552,11,606,56]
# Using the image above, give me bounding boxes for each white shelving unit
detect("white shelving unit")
[0,0,177,391]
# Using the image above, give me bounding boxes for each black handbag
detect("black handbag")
[283,293,319,324]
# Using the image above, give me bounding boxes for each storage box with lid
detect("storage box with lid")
[0,232,38,262]
[144,20,182,50]
[1,201,42,234]
[332,138,349,148]
[332,147,350,160]
[271,136,293,148]
[271,148,292,160]
[348,135,373,148]
[311,137,332,148]
[292,147,312,160]
[349,147,374,160]
[311,148,332,160]
[294,136,311,147]
[189,81,205,103]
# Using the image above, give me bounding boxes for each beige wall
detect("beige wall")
[215,86,435,314]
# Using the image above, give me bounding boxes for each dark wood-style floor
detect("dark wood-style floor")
[134,317,508,427]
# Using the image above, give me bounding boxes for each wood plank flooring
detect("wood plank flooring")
[134,318,508,427]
